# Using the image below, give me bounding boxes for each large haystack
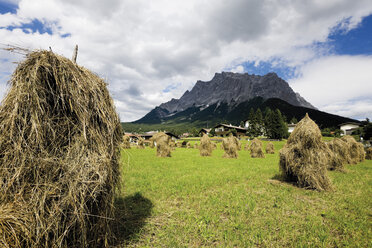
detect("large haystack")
[265,142,275,154]
[0,51,122,247]
[137,137,145,149]
[279,114,332,191]
[122,135,131,149]
[366,147,372,160]
[199,134,213,156]
[340,135,365,164]
[222,136,238,158]
[326,138,349,170]
[151,132,171,157]
[250,138,265,158]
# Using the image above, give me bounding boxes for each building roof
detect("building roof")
[214,123,247,131]
[199,128,211,133]
[338,122,361,127]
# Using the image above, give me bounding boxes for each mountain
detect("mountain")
[158,71,315,115]
[133,97,357,129]
[132,72,358,129]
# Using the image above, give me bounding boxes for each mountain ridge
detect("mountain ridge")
[157,71,315,115]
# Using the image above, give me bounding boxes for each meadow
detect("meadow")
[115,139,371,247]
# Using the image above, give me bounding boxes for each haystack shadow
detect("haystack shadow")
[112,192,153,246]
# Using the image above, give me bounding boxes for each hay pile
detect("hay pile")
[137,137,145,149]
[326,138,349,170]
[186,142,191,148]
[366,147,372,160]
[151,132,171,157]
[199,134,213,156]
[265,142,275,154]
[222,136,239,158]
[169,140,176,150]
[340,135,365,164]
[250,138,265,158]
[176,142,182,148]
[0,50,122,247]
[279,114,332,191]
[122,135,131,149]
[233,136,242,150]
[211,142,217,150]
[194,143,199,149]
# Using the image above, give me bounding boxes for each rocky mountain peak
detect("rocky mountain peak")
[158,71,315,116]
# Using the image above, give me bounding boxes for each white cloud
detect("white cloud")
[289,55,372,119]
[0,0,372,121]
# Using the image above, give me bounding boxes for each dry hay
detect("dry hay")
[340,135,365,164]
[265,142,275,154]
[137,137,145,149]
[222,136,239,158]
[122,135,131,149]
[326,138,349,171]
[0,50,122,247]
[199,134,213,156]
[151,132,171,157]
[233,136,242,150]
[250,138,265,158]
[211,142,217,150]
[186,142,192,149]
[194,143,199,149]
[176,142,182,148]
[279,114,332,191]
[366,147,372,160]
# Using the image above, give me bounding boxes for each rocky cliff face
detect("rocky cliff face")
[159,72,314,114]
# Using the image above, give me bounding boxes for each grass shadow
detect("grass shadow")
[111,192,153,246]
[269,173,297,187]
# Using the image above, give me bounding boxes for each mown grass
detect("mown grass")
[116,140,372,247]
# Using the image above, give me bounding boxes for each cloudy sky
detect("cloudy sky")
[0,0,371,122]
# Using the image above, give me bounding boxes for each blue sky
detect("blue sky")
[0,0,372,121]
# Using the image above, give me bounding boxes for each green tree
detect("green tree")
[290,116,298,124]
[265,109,288,140]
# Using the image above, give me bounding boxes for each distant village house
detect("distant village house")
[339,122,360,136]
[214,124,246,137]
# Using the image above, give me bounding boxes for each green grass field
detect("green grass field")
[114,140,372,247]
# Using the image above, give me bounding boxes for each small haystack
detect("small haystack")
[176,142,182,148]
[199,134,213,156]
[0,50,122,247]
[169,140,176,150]
[326,138,349,170]
[340,135,365,164]
[137,137,145,149]
[366,147,372,160]
[122,135,131,149]
[265,142,275,154]
[279,114,332,191]
[233,136,242,150]
[186,142,192,148]
[250,138,265,158]
[222,136,239,158]
[151,132,171,157]
[211,142,217,150]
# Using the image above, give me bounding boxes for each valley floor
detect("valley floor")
[114,140,371,247]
